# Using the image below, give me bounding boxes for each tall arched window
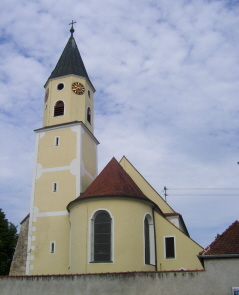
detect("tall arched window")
[54,101,64,116]
[144,218,150,264]
[144,214,155,265]
[87,107,91,124]
[92,211,112,262]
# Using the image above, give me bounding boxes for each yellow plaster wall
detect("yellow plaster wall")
[81,174,95,195]
[82,131,97,176]
[43,76,94,133]
[37,128,76,169]
[30,215,70,275]
[120,157,174,213]
[69,198,156,274]
[154,213,203,270]
[34,170,76,212]
[81,130,97,192]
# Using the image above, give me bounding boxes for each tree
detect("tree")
[0,209,18,275]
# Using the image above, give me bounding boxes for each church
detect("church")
[11,24,203,275]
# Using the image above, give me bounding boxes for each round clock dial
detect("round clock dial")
[72,82,85,95]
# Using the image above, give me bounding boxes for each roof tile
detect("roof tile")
[201,220,239,255]
[77,157,149,201]
[45,35,93,88]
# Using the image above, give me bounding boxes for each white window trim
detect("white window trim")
[50,241,56,254]
[52,182,58,193]
[164,236,176,260]
[232,287,239,295]
[88,209,114,264]
[56,82,65,91]
[54,136,60,146]
[143,213,156,265]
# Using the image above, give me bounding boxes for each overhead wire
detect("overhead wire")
[162,187,239,198]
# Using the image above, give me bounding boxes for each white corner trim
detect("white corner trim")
[42,166,71,173]
[36,164,72,179]
[70,159,78,175]
[71,125,79,133]
[33,210,69,218]
[82,167,95,180]
[36,163,43,179]
[39,132,45,139]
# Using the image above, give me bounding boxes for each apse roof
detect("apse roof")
[201,220,239,255]
[45,29,94,90]
[76,157,149,201]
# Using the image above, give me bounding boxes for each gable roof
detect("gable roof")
[45,34,94,90]
[119,156,175,214]
[164,212,190,237]
[201,220,239,255]
[77,157,149,201]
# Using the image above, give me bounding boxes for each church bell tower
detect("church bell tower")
[26,23,99,275]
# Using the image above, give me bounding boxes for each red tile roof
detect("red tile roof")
[201,220,239,255]
[77,157,149,201]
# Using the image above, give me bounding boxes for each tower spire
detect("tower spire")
[45,22,95,91]
[69,20,76,36]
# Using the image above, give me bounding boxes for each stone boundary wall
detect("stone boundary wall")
[1,260,239,295]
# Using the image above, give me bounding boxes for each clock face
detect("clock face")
[45,88,49,102]
[72,82,85,95]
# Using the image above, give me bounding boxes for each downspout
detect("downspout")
[152,206,158,271]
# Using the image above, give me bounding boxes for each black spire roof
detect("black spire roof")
[45,29,94,90]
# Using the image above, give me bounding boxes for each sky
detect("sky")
[0,0,239,248]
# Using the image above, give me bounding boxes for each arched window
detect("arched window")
[144,218,150,264]
[91,211,112,262]
[87,107,91,124]
[54,101,64,116]
[144,214,155,265]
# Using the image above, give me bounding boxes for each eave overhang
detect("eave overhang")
[197,254,239,267]
[34,120,99,145]
[67,194,164,217]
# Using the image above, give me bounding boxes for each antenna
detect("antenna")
[164,186,167,202]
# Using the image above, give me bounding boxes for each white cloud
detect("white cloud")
[0,0,239,248]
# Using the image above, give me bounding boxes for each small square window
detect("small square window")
[232,287,239,295]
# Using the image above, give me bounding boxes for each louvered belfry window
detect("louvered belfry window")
[94,212,111,262]
[54,101,64,116]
